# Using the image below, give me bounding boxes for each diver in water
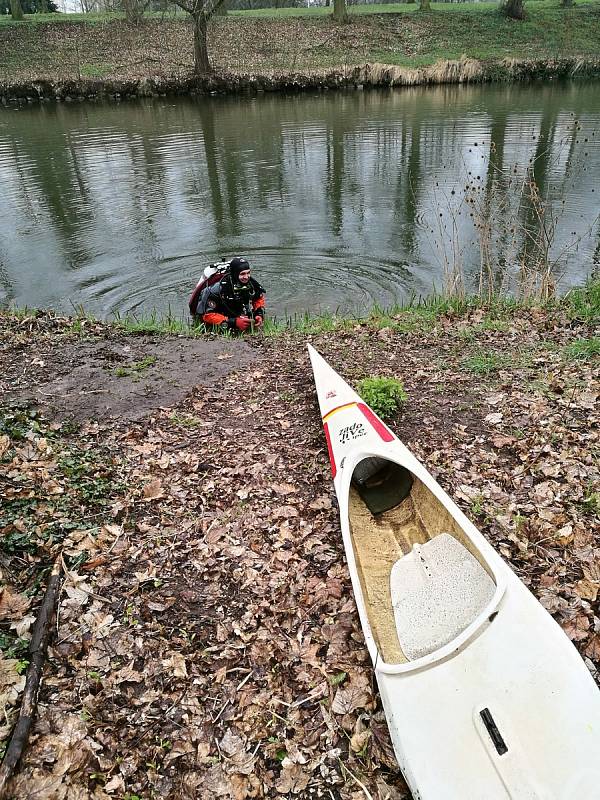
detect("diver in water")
[190,257,266,332]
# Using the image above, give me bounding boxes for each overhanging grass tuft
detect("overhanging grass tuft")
[565,278,600,323]
[112,309,202,336]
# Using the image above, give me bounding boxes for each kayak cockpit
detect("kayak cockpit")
[348,457,496,665]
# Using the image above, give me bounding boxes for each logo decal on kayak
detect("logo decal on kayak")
[326,390,337,399]
[339,422,366,444]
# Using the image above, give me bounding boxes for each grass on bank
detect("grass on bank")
[232,0,600,17]
[2,0,599,24]
[564,336,600,360]
[5,277,598,338]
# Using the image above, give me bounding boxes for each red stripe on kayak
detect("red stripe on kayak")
[323,421,337,478]
[358,403,395,442]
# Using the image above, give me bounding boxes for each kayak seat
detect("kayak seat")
[352,457,414,516]
[390,533,496,661]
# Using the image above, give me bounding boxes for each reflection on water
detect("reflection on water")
[0,82,599,319]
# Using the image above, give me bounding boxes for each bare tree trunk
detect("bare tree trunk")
[501,0,525,20]
[123,0,150,24]
[420,0,431,9]
[172,0,226,74]
[333,0,348,23]
[10,0,25,20]
[193,13,211,75]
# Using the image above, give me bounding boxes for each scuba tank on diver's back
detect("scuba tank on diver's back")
[188,257,232,316]
[202,257,231,284]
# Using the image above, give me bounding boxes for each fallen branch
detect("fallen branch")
[0,558,63,798]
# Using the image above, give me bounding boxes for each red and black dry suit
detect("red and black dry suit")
[195,272,266,331]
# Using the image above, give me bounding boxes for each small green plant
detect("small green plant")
[464,351,512,374]
[278,390,296,403]
[357,376,407,418]
[329,671,347,686]
[168,413,202,428]
[156,738,172,751]
[124,605,139,627]
[114,355,157,378]
[469,495,484,516]
[580,491,599,515]
[0,633,29,660]
[456,327,477,342]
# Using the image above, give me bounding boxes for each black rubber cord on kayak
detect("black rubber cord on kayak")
[480,708,509,756]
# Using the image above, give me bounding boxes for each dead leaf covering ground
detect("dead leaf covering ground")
[0,16,418,83]
[0,303,598,800]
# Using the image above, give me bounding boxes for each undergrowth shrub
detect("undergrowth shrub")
[357,376,407,418]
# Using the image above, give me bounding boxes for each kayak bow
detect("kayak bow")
[308,344,600,800]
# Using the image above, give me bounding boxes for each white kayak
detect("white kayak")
[308,344,600,800]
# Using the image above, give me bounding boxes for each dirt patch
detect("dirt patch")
[2,333,256,422]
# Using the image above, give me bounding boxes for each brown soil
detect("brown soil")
[1,325,255,422]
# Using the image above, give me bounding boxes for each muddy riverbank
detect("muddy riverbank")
[2,57,600,103]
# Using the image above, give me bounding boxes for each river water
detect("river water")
[1,82,599,319]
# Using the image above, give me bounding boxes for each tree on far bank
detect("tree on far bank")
[419,0,431,10]
[501,0,525,20]
[10,0,25,19]
[333,0,347,23]
[1,0,57,11]
[171,0,227,74]
[122,0,151,24]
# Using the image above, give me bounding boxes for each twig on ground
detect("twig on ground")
[339,761,375,800]
[0,557,63,798]
[211,698,231,723]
